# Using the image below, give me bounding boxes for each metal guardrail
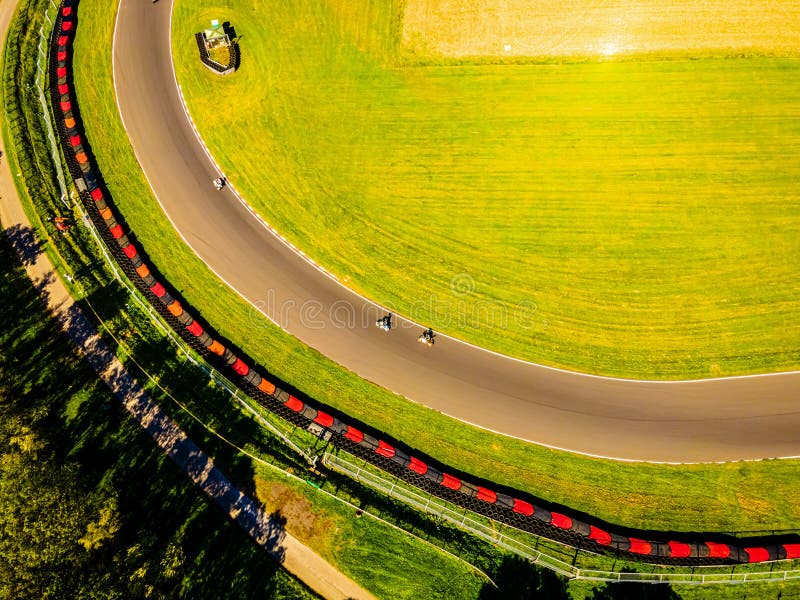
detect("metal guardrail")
[324,452,800,585]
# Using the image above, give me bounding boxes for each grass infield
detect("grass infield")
[173,0,800,380]
[67,0,800,541]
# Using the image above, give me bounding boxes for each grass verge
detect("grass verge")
[5,5,800,593]
[0,210,796,598]
[63,0,800,535]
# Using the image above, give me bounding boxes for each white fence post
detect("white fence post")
[34,18,69,206]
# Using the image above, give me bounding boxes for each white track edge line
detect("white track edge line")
[161,16,800,386]
[108,0,800,464]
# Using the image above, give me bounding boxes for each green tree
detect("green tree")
[79,500,121,551]
[0,453,93,598]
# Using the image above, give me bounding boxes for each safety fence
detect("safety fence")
[325,452,579,578]
[34,0,68,205]
[324,452,800,585]
[34,10,312,460]
[39,0,800,582]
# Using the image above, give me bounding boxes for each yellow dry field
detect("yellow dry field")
[402,0,800,58]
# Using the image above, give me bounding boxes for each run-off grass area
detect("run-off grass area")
[173,0,800,379]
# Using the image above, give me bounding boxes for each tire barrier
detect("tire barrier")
[194,32,237,75]
[50,0,800,567]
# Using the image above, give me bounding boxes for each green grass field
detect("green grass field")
[63,0,800,538]
[173,0,800,379]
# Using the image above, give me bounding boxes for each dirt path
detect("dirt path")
[0,3,377,598]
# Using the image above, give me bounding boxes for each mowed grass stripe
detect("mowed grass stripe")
[175,0,800,378]
[401,0,800,58]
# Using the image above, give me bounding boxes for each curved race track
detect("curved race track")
[112,0,800,462]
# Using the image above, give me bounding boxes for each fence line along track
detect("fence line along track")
[34,0,68,204]
[34,5,313,465]
[324,452,800,586]
[36,0,800,584]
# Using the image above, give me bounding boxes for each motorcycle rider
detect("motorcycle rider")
[375,313,391,331]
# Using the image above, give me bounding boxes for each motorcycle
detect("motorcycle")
[375,314,391,332]
[418,328,435,346]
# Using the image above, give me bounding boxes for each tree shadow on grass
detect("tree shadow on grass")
[59,334,306,596]
[588,576,680,600]
[0,172,314,600]
[479,555,570,599]
[0,238,96,420]
[72,278,305,501]
[73,396,309,596]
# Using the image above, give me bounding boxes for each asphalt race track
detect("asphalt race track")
[112,0,800,462]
